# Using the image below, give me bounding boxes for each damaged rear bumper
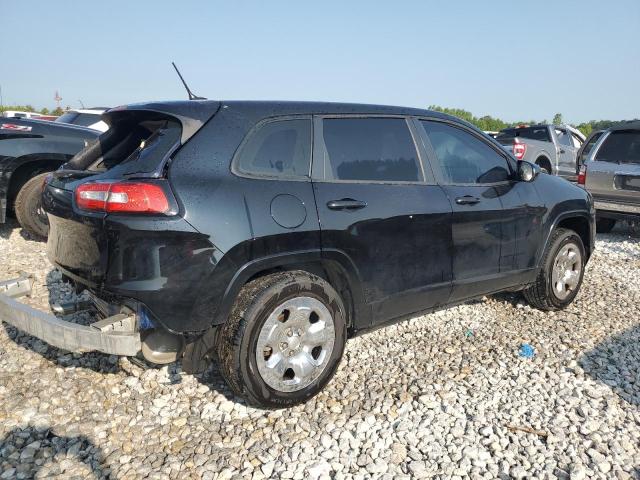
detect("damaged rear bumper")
[0,275,141,356]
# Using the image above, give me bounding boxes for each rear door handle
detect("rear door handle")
[327,198,368,210]
[455,195,480,205]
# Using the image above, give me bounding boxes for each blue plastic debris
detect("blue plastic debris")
[138,306,156,330]
[519,343,535,358]
[465,329,474,338]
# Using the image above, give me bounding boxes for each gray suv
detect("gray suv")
[578,121,640,232]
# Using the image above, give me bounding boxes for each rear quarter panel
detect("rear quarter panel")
[532,173,595,261]
[166,106,322,332]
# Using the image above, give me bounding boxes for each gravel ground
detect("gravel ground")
[0,218,639,480]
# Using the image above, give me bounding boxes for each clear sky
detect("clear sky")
[2,0,638,124]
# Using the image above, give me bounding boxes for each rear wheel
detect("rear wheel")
[595,218,616,233]
[536,157,552,174]
[523,228,585,310]
[216,271,347,408]
[14,172,50,239]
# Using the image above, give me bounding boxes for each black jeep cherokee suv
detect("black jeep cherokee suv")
[40,100,595,407]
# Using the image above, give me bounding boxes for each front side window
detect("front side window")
[571,133,583,148]
[595,130,640,164]
[235,119,311,178]
[555,128,572,147]
[421,121,511,184]
[321,118,421,182]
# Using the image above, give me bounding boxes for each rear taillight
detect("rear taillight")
[578,165,587,185]
[75,181,172,214]
[513,141,527,160]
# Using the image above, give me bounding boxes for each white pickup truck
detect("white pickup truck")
[496,124,585,181]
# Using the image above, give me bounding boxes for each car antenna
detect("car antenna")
[172,62,207,100]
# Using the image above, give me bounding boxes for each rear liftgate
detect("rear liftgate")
[0,274,183,364]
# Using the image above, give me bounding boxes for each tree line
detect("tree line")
[0,104,66,116]
[428,105,633,137]
[0,103,632,138]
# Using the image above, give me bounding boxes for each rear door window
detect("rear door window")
[234,119,312,179]
[421,120,511,184]
[320,117,421,182]
[595,130,640,164]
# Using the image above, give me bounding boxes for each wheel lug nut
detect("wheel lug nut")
[280,342,288,350]
[288,350,294,357]
[286,329,293,336]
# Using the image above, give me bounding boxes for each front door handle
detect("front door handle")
[559,149,566,154]
[327,198,368,210]
[455,195,480,205]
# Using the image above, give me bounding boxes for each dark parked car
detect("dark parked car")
[0,100,595,407]
[0,118,99,237]
[578,121,640,232]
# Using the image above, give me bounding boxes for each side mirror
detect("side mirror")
[518,161,540,182]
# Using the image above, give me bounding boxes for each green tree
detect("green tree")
[52,107,64,116]
[40,107,50,115]
[552,113,563,125]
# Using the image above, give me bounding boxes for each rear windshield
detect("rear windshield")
[56,112,79,124]
[56,112,101,127]
[595,130,640,164]
[65,112,182,175]
[496,127,551,143]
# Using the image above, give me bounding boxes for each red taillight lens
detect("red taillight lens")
[578,165,587,185]
[75,181,171,214]
[513,141,527,160]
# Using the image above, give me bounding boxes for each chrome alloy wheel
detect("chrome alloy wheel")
[551,243,582,300]
[255,297,335,392]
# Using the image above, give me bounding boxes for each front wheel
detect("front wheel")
[523,228,585,311]
[216,271,347,408]
[14,172,50,239]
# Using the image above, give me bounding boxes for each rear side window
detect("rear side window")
[235,119,311,178]
[578,131,604,163]
[321,118,421,182]
[421,121,511,184]
[595,130,640,164]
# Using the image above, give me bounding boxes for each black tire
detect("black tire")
[523,228,585,311]
[14,172,50,239]
[216,271,347,408]
[535,157,552,174]
[595,218,616,233]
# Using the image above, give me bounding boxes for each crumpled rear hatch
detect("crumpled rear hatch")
[44,101,220,285]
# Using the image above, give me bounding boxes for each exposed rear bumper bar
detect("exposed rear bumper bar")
[0,275,141,356]
[594,200,640,215]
